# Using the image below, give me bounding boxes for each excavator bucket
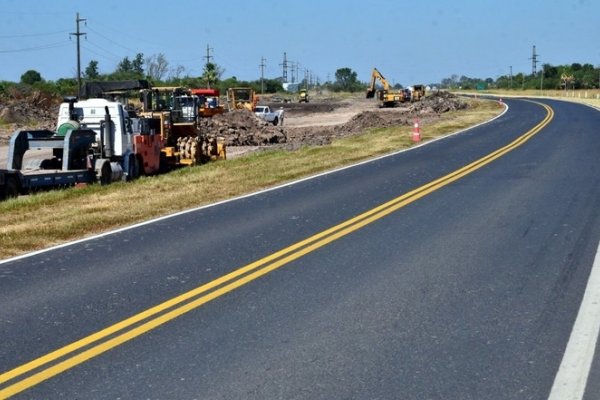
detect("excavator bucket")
[366,89,375,99]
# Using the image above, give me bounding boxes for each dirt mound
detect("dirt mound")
[200,109,286,146]
[410,91,469,114]
[0,91,59,144]
[337,111,410,133]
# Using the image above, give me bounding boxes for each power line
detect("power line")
[86,26,139,54]
[81,43,122,64]
[0,41,70,53]
[0,29,70,39]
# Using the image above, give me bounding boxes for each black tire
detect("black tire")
[100,161,112,185]
[272,117,279,126]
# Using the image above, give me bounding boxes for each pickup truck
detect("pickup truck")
[254,105,284,126]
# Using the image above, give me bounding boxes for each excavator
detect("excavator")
[366,67,407,107]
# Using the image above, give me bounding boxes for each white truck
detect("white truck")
[254,105,284,126]
[0,97,163,199]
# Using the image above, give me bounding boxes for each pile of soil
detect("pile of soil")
[408,90,469,114]
[0,91,59,144]
[199,109,286,146]
[0,91,468,152]
[274,92,468,148]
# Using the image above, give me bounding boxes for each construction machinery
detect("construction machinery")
[226,87,258,111]
[0,89,228,200]
[0,96,163,199]
[366,67,407,107]
[139,87,225,167]
[411,85,426,101]
[298,88,309,103]
[191,88,225,118]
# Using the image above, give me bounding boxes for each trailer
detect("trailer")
[0,97,163,200]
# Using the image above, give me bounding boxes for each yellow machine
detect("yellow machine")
[411,85,426,101]
[139,87,225,166]
[226,87,258,111]
[298,88,309,103]
[366,67,407,107]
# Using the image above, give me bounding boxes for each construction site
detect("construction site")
[0,82,468,199]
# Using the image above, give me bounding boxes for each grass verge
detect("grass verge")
[0,98,502,260]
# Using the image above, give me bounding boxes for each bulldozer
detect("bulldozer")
[411,85,426,102]
[366,67,407,107]
[226,87,258,111]
[298,88,309,103]
[139,87,225,167]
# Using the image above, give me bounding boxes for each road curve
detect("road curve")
[1,98,600,399]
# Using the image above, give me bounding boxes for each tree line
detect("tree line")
[439,63,600,91]
[1,53,365,98]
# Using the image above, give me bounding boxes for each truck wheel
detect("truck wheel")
[100,161,112,185]
[272,117,279,126]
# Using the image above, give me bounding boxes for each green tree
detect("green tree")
[84,60,100,80]
[333,67,362,92]
[201,62,224,88]
[117,56,132,73]
[20,70,42,85]
[132,53,144,75]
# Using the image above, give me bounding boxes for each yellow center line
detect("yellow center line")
[0,101,554,399]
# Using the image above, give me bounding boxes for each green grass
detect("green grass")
[0,98,502,259]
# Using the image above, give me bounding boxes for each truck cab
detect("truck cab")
[57,98,135,158]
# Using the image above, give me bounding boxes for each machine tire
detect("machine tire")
[100,161,112,185]
[272,117,279,126]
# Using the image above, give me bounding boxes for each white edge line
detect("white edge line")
[548,243,600,400]
[0,102,509,266]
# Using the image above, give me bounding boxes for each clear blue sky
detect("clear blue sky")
[1,0,598,86]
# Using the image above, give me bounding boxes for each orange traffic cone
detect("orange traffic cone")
[412,119,421,142]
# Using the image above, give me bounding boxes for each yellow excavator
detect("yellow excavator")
[366,67,407,107]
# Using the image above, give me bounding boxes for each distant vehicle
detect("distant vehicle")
[226,87,258,111]
[298,88,309,103]
[254,105,284,126]
[366,67,407,107]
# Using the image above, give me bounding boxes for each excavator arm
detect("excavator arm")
[366,68,391,98]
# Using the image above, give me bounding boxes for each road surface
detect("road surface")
[1,98,600,399]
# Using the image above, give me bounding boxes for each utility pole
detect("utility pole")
[70,12,86,97]
[259,56,266,94]
[292,62,300,84]
[279,52,288,83]
[204,44,213,64]
[204,44,214,88]
[530,45,540,75]
[509,66,513,89]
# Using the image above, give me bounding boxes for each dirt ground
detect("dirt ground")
[0,92,468,162]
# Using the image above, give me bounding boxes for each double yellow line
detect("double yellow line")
[0,101,553,399]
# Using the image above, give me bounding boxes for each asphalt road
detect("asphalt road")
[1,98,600,399]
